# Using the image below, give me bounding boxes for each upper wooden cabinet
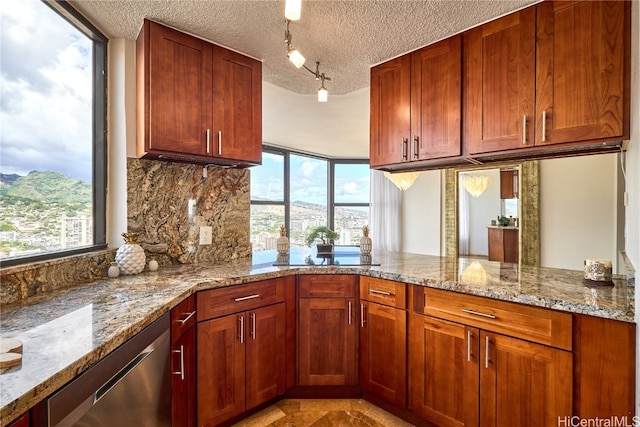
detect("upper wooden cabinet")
[370,36,461,169]
[137,19,261,167]
[464,1,630,156]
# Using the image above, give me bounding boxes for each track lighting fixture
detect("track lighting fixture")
[284,0,301,21]
[284,20,332,102]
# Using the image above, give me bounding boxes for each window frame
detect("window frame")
[1,0,108,267]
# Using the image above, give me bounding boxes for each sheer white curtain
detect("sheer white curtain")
[370,170,401,252]
[458,179,470,255]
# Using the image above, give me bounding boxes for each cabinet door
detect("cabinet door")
[197,314,245,427]
[464,8,535,154]
[360,301,407,407]
[411,35,462,160]
[212,45,262,164]
[535,1,629,146]
[171,326,196,427]
[480,331,572,427]
[145,20,212,156]
[499,170,517,199]
[298,297,357,385]
[370,55,411,167]
[409,313,479,427]
[245,303,286,410]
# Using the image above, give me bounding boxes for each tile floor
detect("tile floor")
[231,399,415,427]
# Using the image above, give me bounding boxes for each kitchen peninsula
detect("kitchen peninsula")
[0,251,634,426]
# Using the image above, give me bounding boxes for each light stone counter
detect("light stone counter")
[0,251,634,425]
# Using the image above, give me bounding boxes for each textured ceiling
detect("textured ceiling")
[70,0,538,96]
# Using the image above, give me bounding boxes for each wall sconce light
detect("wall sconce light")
[384,171,421,191]
[462,175,491,197]
[285,19,332,102]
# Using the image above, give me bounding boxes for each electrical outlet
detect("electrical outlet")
[199,226,212,245]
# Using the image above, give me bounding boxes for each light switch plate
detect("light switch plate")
[199,226,212,245]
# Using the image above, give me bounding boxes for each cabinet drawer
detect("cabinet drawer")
[299,275,356,298]
[421,288,572,350]
[359,277,406,309]
[197,279,283,321]
[171,294,196,342]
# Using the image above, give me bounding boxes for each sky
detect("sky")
[0,0,93,182]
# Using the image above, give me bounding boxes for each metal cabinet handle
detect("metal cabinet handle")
[370,289,392,296]
[485,335,490,369]
[462,308,496,319]
[218,131,222,155]
[206,129,210,153]
[251,312,256,340]
[522,115,527,145]
[178,311,196,325]
[401,138,408,160]
[541,110,547,142]
[235,294,260,302]
[360,303,366,328]
[348,301,352,325]
[239,315,244,343]
[467,331,472,362]
[413,135,419,159]
[172,346,185,380]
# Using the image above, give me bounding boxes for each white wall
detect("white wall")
[400,170,441,255]
[465,169,501,256]
[539,154,619,271]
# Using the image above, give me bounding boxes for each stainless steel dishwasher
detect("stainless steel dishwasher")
[44,314,171,427]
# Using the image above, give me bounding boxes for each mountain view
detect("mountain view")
[0,171,93,258]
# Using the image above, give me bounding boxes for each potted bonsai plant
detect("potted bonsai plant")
[305,226,338,254]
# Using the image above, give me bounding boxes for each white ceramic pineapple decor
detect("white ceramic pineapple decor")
[276,225,290,255]
[115,232,146,275]
[360,225,372,255]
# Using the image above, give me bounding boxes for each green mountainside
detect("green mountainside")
[0,171,91,204]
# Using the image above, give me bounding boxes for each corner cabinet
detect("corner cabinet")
[171,295,197,427]
[136,19,261,167]
[409,286,573,426]
[370,35,462,169]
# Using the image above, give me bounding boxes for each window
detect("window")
[250,148,369,251]
[0,0,107,266]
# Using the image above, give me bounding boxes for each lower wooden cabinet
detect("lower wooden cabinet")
[487,227,518,263]
[171,295,197,427]
[298,275,358,386]
[6,413,29,427]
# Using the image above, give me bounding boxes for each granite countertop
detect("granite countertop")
[0,251,634,425]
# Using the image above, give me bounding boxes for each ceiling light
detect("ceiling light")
[318,75,328,102]
[284,0,301,21]
[287,47,305,68]
[462,175,491,197]
[384,171,421,191]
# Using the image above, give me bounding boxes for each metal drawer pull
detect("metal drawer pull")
[541,110,547,142]
[172,346,185,380]
[413,135,419,159]
[522,115,527,145]
[251,313,256,340]
[239,315,244,343]
[401,138,408,160]
[234,294,260,302]
[370,289,392,296]
[218,131,222,155]
[348,301,352,325]
[485,336,490,369]
[206,129,211,153]
[467,331,472,362]
[462,309,496,319]
[178,311,196,324]
[360,303,366,328]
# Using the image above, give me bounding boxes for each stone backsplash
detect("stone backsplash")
[0,158,251,305]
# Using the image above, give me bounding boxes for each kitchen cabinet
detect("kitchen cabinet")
[465,1,629,156]
[171,295,197,427]
[298,275,358,386]
[487,227,518,263]
[370,36,461,169]
[6,413,28,427]
[359,277,407,408]
[136,19,261,167]
[499,169,518,199]
[196,279,287,426]
[409,286,573,426]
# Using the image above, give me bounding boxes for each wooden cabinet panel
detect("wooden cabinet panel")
[499,169,518,199]
[360,301,407,408]
[137,19,212,157]
[360,276,406,309]
[411,35,462,160]
[171,294,197,341]
[6,413,29,427]
[370,55,411,167]
[480,331,572,426]
[535,1,629,145]
[573,314,635,418]
[464,8,536,154]
[197,313,245,427]
[298,297,357,385]
[171,326,196,427]
[487,227,518,263]
[212,45,262,164]
[245,303,286,410]
[408,313,478,427]
[197,279,283,321]
[299,274,356,298]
